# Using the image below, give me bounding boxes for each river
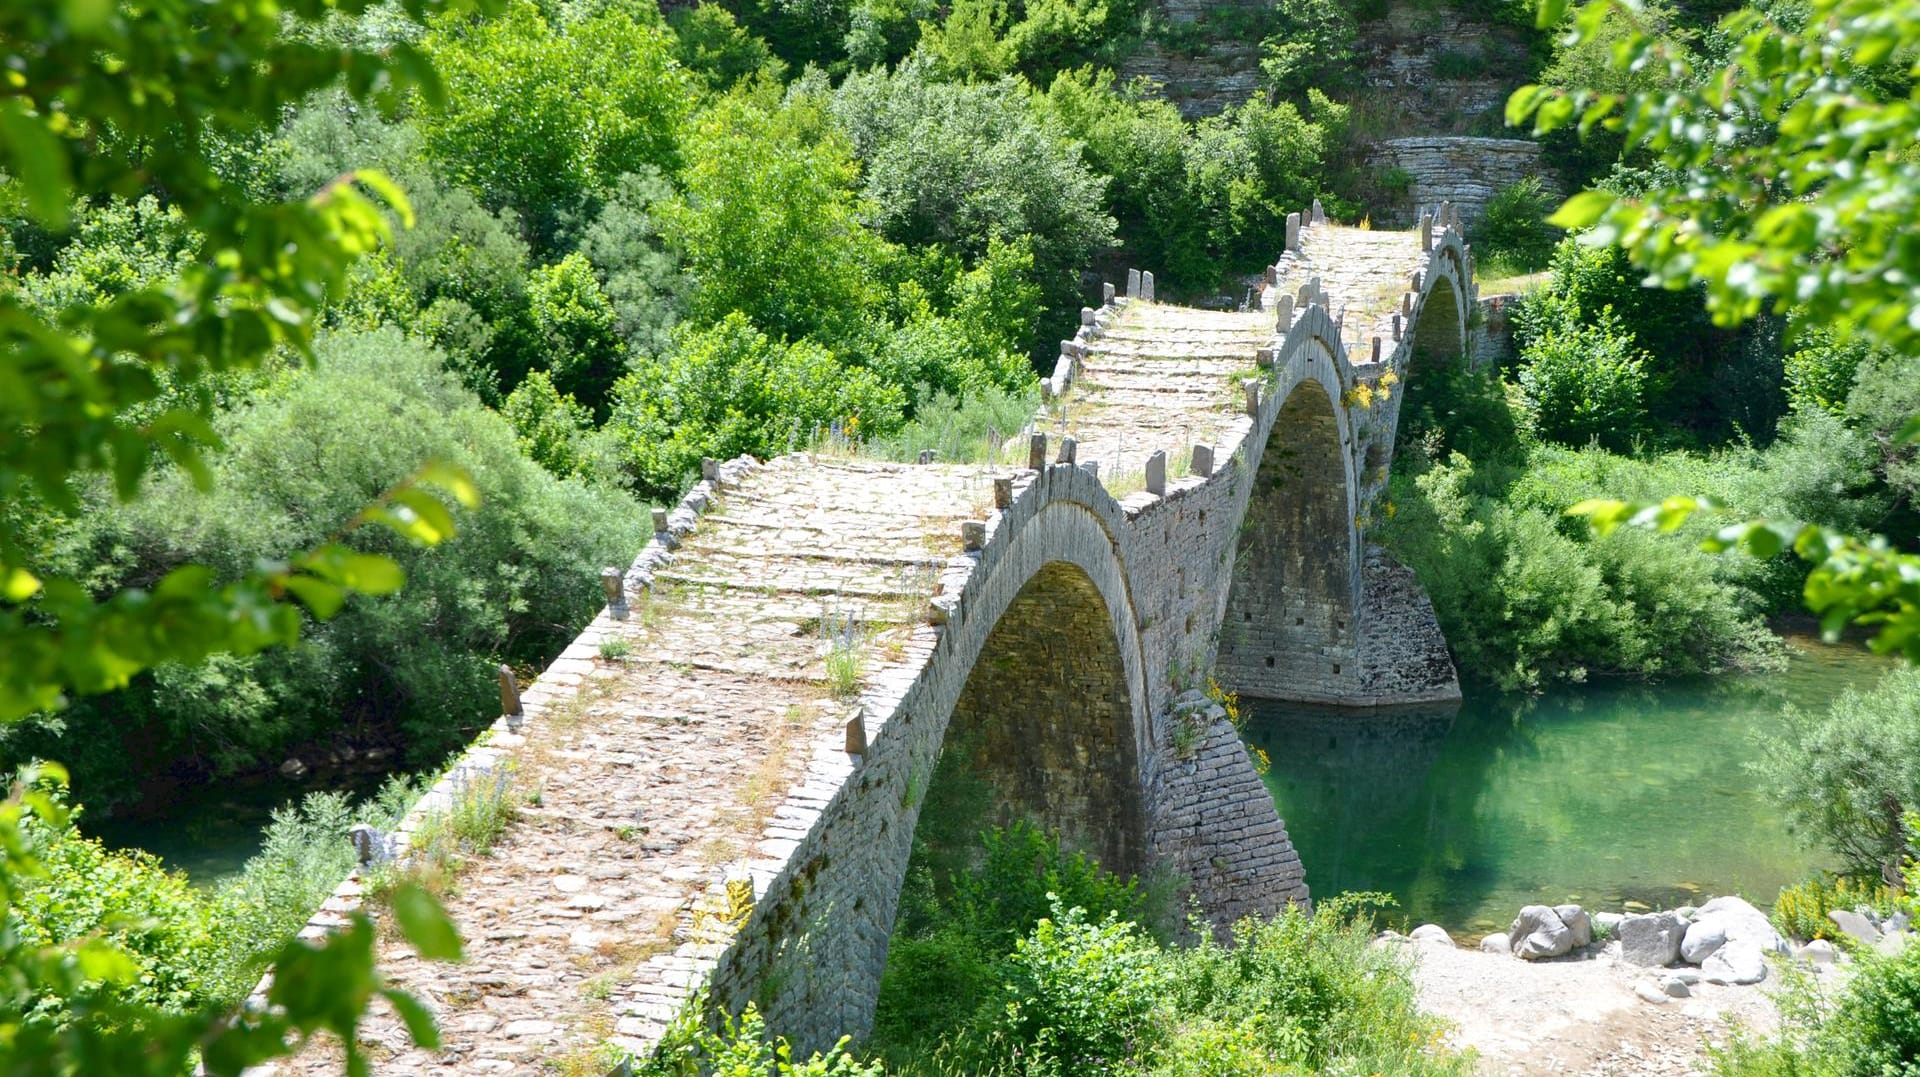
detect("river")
[1245,634,1894,937]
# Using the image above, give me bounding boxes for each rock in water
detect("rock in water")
[1702,941,1768,985]
[1410,924,1454,948]
[1555,904,1593,948]
[1618,911,1685,966]
[1510,905,1574,960]
[1829,909,1883,947]
[1681,919,1728,964]
[1481,932,1512,955]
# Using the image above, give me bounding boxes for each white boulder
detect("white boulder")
[1618,911,1686,966]
[1510,905,1574,961]
[1702,941,1769,985]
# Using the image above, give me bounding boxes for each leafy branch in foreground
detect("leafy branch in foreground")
[1507,0,1920,355]
[0,765,463,1076]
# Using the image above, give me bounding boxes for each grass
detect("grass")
[596,637,630,661]
[371,763,520,901]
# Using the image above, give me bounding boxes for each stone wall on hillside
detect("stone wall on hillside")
[1372,136,1554,224]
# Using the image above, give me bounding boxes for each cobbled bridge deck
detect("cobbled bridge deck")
[267,207,1476,1073]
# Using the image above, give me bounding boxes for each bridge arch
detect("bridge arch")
[1216,315,1362,703]
[1411,238,1472,367]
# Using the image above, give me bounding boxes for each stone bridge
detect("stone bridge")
[267,206,1476,1074]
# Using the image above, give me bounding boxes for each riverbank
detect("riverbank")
[1410,938,1788,1076]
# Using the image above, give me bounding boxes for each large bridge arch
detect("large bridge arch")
[1216,314,1364,703]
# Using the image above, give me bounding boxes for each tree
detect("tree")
[0,0,497,1067]
[661,80,893,352]
[419,0,692,248]
[1512,0,1920,658]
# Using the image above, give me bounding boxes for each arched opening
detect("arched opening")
[1216,378,1357,702]
[915,560,1146,878]
[1397,270,1513,462]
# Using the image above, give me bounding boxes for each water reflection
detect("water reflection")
[1246,637,1892,934]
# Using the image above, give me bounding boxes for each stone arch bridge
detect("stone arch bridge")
[269,208,1476,1073]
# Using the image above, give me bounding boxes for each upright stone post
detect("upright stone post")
[1102,281,1116,304]
[1285,211,1301,251]
[1440,200,1454,230]
[498,664,523,729]
[960,520,986,551]
[1276,293,1295,329]
[1145,450,1167,495]
[1265,264,1278,286]
[601,566,627,619]
[1392,313,1402,341]
[993,476,1014,508]
[349,824,382,867]
[1027,432,1047,471]
[1420,212,1433,252]
[1140,271,1155,302]
[1411,270,1424,293]
[651,507,669,534]
[1402,292,1413,316]
[1057,436,1078,465]
[701,457,720,484]
[917,449,936,465]
[1080,306,1097,326]
[845,709,867,756]
[1127,268,1142,297]
[1190,444,1214,477]
[1371,336,1382,363]
[1243,380,1262,417]
[1311,198,1325,224]
[1309,275,1322,305]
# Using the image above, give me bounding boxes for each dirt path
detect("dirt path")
[1403,937,1792,1075]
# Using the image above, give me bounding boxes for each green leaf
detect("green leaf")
[1895,415,1920,446]
[380,987,443,1048]
[416,461,482,509]
[339,553,405,594]
[390,883,464,961]
[1548,190,1617,230]
[2,567,41,602]
[0,100,74,227]
[1536,0,1569,30]
[284,575,346,619]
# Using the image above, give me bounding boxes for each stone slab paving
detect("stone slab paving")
[268,457,996,1076]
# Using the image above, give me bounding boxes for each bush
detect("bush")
[1772,875,1906,945]
[1379,450,1778,689]
[3,329,644,806]
[1518,307,1651,452]
[996,903,1167,1073]
[608,313,906,496]
[1474,178,1560,275]
[1757,667,1920,880]
[1714,943,1920,1077]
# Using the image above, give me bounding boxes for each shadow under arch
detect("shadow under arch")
[1216,375,1359,703]
[1412,266,1468,367]
[916,558,1149,880]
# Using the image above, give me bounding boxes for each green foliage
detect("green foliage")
[1512,0,1920,357]
[1771,875,1904,944]
[1037,69,1337,289]
[502,371,610,481]
[1757,667,1920,879]
[526,253,629,413]
[995,902,1167,1073]
[1474,177,1561,274]
[643,991,883,1076]
[1786,329,1878,419]
[1517,307,1651,452]
[663,82,891,353]
[919,0,1017,79]
[0,0,494,727]
[668,3,784,89]
[1379,449,1779,689]
[610,314,906,496]
[831,63,1115,337]
[1711,942,1920,1077]
[1259,0,1359,99]
[419,0,691,247]
[0,766,462,1075]
[4,330,642,806]
[861,387,1040,464]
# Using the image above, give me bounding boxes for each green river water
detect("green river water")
[1244,634,1895,937]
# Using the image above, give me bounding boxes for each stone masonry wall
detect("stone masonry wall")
[1372,136,1554,224]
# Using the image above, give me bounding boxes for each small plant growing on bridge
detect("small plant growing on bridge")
[821,609,867,701]
[598,637,631,661]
